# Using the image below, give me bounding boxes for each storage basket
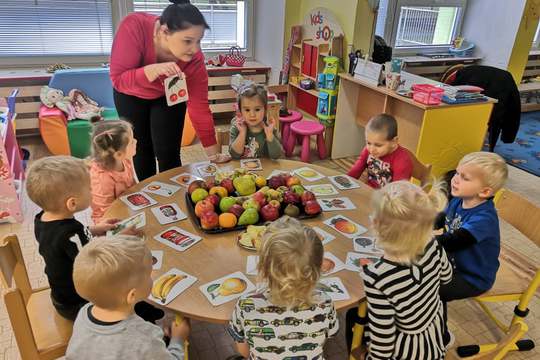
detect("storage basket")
[224,46,246,67]
[412,84,444,105]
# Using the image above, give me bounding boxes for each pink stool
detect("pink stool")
[286,120,327,162]
[278,110,302,154]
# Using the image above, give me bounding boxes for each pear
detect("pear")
[233,174,256,196]
[238,208,259,226]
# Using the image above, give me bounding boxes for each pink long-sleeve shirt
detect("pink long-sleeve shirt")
[109,12,216,147]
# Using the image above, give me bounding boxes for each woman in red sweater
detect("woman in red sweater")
[110,0,228,180]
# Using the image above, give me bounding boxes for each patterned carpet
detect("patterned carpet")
[494,112,540,177]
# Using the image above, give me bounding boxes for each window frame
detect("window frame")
[379,0,468,55]
[0,0,254,68]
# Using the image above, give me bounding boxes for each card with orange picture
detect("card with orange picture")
[345,252,381,272]
[321,252,346,276]
[323,215,367,238]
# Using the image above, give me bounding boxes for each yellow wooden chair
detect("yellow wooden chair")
[405,148,432,186]
[0,234,73,360]
[456,189,539,357]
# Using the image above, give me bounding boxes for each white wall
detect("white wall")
[253,0,286,84]
[461,0,526,69]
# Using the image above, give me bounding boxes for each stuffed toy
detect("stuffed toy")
[40,86,103,122]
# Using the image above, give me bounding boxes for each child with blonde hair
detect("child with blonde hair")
[347,114,413,188]
[436,151,508,346]
[347,181,453,359]
[67,235,189,359]
[90,120,137,223]
[229,84,283,159]
[228,216,338,359]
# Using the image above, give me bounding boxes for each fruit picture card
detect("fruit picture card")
[107,212,146,236]
[149,268,197,305]
[151,203,187,225]
[170,172,202,187]
[143,181,181,197]
[328,175,361,190]
[120,192,157,211]
[165,74,189,106]
[195,162,218,178]
[246,255,259,276]
[323,215,368,238]
[313,226,336,245]
[199,271,256,306]
[345,252,381,272]
[153,227,202,252]
[304,183,339,196]
[318,197,357,211]
[151,250,163,270]
[318,277,350,301]
[240,159,263,171]
[321,252,346,276]
[294,167,325,182]
[353,236,383,255]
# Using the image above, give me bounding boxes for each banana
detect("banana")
[159,274,186,302]
[151,274,176,300]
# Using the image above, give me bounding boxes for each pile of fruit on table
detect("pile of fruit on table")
[186,169,322,232]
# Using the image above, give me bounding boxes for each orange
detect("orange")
[219,213,237,228]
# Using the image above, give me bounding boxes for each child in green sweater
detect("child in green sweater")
[229,84,283,159]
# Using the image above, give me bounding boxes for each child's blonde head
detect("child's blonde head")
[26,155,90,212]
[91,120,133,170]
[371,180,447,263]
[458,152,508,192]
[73,235,151,310]
[237,84,268,112]
[258,216,323,308]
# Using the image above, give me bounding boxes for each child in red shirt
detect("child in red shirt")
[347,114,413,189]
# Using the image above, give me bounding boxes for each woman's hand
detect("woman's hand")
[204,144,231,164]
[144,62,182,82]
[264,117,276,141]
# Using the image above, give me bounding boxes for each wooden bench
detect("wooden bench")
[400,55,482,81]
[518,50,540,112]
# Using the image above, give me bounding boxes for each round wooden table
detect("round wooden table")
[105,159,372,324]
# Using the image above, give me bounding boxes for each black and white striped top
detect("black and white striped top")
[362,239,453,360]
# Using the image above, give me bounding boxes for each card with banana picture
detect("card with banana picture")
[149,268,197,305]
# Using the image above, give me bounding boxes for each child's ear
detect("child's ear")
[126,288,137,306]
[65,197,77,212]
[479,186,495,199]
[391,136,399,145]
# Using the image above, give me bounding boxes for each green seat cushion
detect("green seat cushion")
[102,108,119,121]
[67,120,92,159]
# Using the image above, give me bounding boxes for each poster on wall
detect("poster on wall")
[302,7,344,44]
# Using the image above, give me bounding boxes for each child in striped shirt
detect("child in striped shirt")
[348,181,453,360]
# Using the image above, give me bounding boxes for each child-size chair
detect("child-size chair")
[286,120,327,162]
[455,189,539,358]
[405,148,432,186]
[278,109,303,152]
[0,234,73,360]
[39,68,117,158]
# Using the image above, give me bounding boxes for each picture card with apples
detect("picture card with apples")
[318,197,357,211]
[151,203,187,225]
[321,252,346,276]
[318,277,350,301]
[323,215,368,238]
[313,226,336,245]
[149,268,197,306]
[246,255,259,276]
[240,158,263,171]
[304,183,339,196]
[345,252,381,272]
[143,181,181,197]
[200,271,256,306]
[328,175,361,190]
[120,192,157,211]
[268,169,291,178]
[107,212,146,236]
[294,167,326,182]
[353,236,383,255]
[151,250,163,270]
[164,74,189,106]
[170,172,202,187]
[153,226,202,252]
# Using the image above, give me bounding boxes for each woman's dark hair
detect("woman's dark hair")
[161,0,210,31]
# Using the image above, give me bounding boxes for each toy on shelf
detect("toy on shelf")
[317,56,340,125]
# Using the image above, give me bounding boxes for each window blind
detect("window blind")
[133,0,245,49]
[0,0,113,57]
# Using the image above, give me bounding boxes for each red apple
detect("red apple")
[261,203,280,222]
[195,199,214,218]
[206,194,220,208]
[188,180,207,195]
[304,200,322,215]
[301,191,316,205]
[200,210,219,230]
[228,204,245,218]
[205,177,216,189]
[220,178,235,194]
[268,175,285,189]
[252,191,267,208]
[283,191,301,205]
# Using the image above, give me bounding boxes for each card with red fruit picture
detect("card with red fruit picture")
[170,172,202,187]
[304,183,339,196]
[151,203,187,225]
[313,226,336,245]
[120,192,157,211]
[149,268,197,305]
[318,197,357,211]
[143,181,181,197]
[164,74,189,106]
[328,175,361,190]
[353,236,383,255]
[240,159,263,171]
[323,215,367,238]
[345,252,381,272]
[321,252,346,276]
[318,277,350,301]
[151,250,163,270]
[153,227,202,252]
[199,271,256,306]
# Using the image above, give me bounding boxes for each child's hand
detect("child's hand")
[264,117,276,141]
[236,117,247,133]
[209,153,231,163]
[118,225,144,237]
[90,218,120,236]
[170,316,190,342]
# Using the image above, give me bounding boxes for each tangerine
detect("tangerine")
[219,212,237,228]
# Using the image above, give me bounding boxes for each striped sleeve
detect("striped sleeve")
[438,241,453,285]
[363,272,396,360]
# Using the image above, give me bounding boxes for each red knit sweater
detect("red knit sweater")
[110,12,216,147]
